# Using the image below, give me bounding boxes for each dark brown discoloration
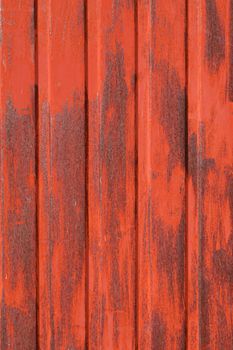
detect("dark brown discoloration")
[213,240,233,284]
[102,46,127,186]
[229,0,233,100]
[178,321,186,350]
[148,60,186,348]
[2,305,36,350]
[112,0,133,16]
[187,123,217,347]
[5,99,35,282]
[30,6,36,46]
[50,98,86,347]
[213,174,233,283]
[176,211,186,301]
[101,45,128,313]
[89,291,106,347]
[200,276,211,346]
[189,133,198,191]
[148,0,157,74]
[227,173,233,228]
[2,99,36,348]
[39,101,55,350]
[197,124,216,347]
[151,312,166,350]
[205,0,225,71]
[155,211,185,307]
[216,307,232,348]
[160,64,186,176]
[150,0,156,26]
[189,130,215,192]
[151,312,185,350]
[88,7,136,341]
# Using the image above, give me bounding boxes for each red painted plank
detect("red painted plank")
[0,1,37,348]
[188,0,233,348]
[87,0,136,348]
[137,0,186,348]
[37,1,86,348]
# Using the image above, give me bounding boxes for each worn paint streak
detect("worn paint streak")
[49,102,86,349]
[1,0,233,349]
[138,0,186,349]
[88,0,135,348]
[160,64,186,176]
[188,0,233,348]
[0,0,36,348]
[198,125,216,347]
[205,0,225,71]
[229,0,233,100]
[38,1,86,349]
[213,174,233,284]
[3,101,36,348]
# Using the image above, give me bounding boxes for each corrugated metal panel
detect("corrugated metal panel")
[0,0,232,349]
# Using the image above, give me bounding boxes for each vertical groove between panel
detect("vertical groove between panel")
[185,0,189,347]
[84,0,89,347]
[34,0,39,347]
[135,0,139,347]
[197,3,202,347]
[0,1,3,348]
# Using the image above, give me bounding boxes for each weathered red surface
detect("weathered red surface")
[88,0,136,348]
[0,1,37,348]
[137,0,186,348]
[37,0,86,349]
[188,0,233,348]
[0,0,233,349]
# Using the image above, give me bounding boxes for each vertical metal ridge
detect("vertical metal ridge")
[34,0,39,348]
[185,0,189,347]
[84,0,89,347]
[134,0,139,348]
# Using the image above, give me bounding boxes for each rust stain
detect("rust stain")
[160,64,186,177]
[229,0,233,100]
[1,0,233,349]
[205,0,225,71]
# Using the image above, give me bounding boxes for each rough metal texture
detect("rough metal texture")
[0,0,232,349]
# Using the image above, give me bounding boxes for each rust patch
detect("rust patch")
[205,0,225,71]
[213,175,233,284]
[51,97,86,347]
[197,124,216,347]
[155,210,185,307]
[2,99,36,347]
[213,243,233,284]
[189,130,215,194]
[160,64,186,177]
[5,98,36,289]
[151,312,166,350]
[229,0,233,101]
[101,45,128,312]
[216,306,233,348]
[189,133,198,191]
[2,305,36,350]
[200,276,211,346]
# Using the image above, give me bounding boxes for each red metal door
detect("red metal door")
[0,0,232,349]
